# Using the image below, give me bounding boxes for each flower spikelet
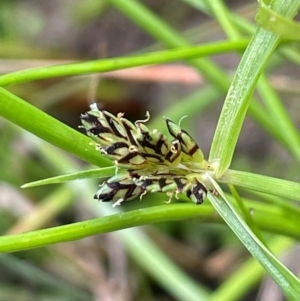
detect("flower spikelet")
[81,104,212,206]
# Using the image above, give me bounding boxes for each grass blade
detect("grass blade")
[0,87,110,167]
[22,167,115,188]
[0,41,247,87]
[209,0,300,177]
[207,176,300,300]
[220,169,300,201]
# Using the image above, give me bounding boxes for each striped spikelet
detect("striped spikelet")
[80,104,212,206]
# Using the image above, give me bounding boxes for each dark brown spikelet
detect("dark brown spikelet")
[81,104,211,206]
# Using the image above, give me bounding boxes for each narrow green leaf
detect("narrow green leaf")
[0,204,215,253]
[0,41,248,87]
[229,185,267,245]
[208,237,295,301]
[207,176,300,300]
[256,0,300,40]
[209,0,300,177]
[1,200,299,251]
[0,88,110,167]
[21,167,115,188]
[220,169,300,201]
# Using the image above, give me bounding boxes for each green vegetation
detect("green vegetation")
[0,0,299,300]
